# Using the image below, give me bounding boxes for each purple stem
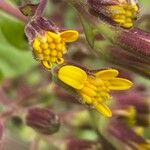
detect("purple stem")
[35,0,47,16]
[0,0,28,22]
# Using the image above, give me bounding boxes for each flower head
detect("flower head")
[108,1,139,28]
[57,65,133,117]
[25,17,79,69]
[32,30,78,69]
[88,0,139,28]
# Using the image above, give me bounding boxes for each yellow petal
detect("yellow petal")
[58,65,87,89]
[95,104,112,117]
[60,30,79,42]
[108,78,133,90]
[95,69,119,79]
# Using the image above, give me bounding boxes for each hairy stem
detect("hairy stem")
[35,0,47,16]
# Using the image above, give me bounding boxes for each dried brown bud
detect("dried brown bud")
[26,107,60,135]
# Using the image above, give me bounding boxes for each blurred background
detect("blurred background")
[0,0,150,150]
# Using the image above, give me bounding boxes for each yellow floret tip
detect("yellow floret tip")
[32,30,79,69]
[58,65,133,117]
[109,4,138,28]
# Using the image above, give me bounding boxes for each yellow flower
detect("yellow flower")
[109,2,139,28]
[58,65,133,117]
[32,30,78,69]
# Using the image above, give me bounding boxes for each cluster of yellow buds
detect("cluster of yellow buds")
[109,3,139,28]
[32,30,78,69]
[88,0,139,28]
[58,65,133,117]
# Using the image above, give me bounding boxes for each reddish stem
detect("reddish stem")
[35,0,47,16]
[0,0,28,22]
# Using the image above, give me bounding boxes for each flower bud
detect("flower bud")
[26,107,60,135]
[88,0,139,28]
